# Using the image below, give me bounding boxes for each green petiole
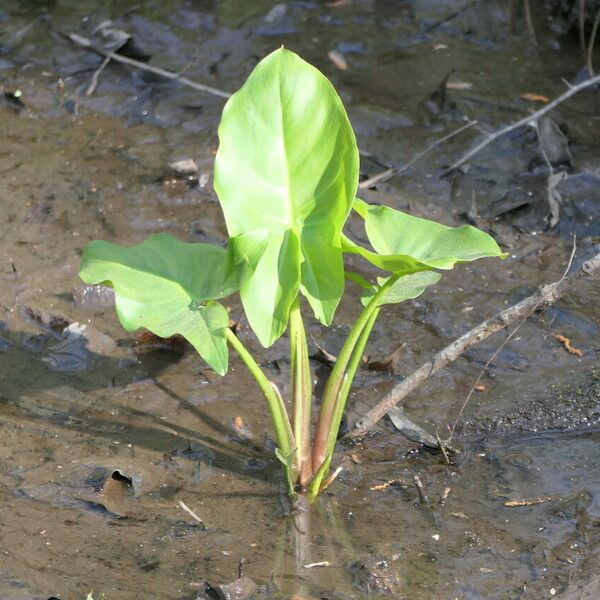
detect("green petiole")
[225,328,296,490]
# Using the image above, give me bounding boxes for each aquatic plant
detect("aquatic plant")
[79,49,506,500]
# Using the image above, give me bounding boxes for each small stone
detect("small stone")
[169,158,198,175]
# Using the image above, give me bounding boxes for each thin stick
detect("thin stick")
[303,561,330,569]
[85,56,110,96]
[523,0,537,47]
[413,475,429,506]
[586,6,600,76]
[63,32,232,99]
[177,500,206,529]
[423,0,481,33]
[439,487,451,506]
[319,466,343,492]
[446,72,600,172]
[359,120,477,189]
[348,251,600,438]
[579,0,587,60]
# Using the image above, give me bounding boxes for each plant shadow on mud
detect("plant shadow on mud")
[0,322,283,486]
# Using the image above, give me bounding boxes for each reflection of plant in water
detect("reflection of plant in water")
[79,49,506,500]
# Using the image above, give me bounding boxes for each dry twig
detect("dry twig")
[349,252,600,438]
[177,500,207,529]
[504,496,551,507]
[413,475,429,506]
[85,56,110,96]
[446,73,600,172]
[587,6,600,76]
[63,32,231,99]
[359,120,476,189]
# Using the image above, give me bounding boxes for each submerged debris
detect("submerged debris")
[350,556,402,596]
[387,405,439,448]
[553,333,584,357]
[72,285,115,310]
[504,496,552,507]
[195,577,257,600]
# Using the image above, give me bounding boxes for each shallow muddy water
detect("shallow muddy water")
[0,1,599,599]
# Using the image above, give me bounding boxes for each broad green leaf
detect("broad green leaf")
[350,198,508,274]
[214,48,359,346]
[361,271,442,307]
[79,232,264,375]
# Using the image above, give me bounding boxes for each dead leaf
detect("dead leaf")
[231,414,251,438]
[546,171,567,228]
[310,339,337,366]
[553,334,583,357]
[370,479,403,491]
[134,332,187,354]
[520,92,550,103]
[328,50,347,70]
[367,344,405,373]
[504,496,551,507]
[388,406,439,448]
[233,415,244,433]
[539,118,572,167]
[92,19,151,61]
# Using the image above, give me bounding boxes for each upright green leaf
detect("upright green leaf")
[214,48,359,346]
[79,232,264,375]
[349,198,508,274]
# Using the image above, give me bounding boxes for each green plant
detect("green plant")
[80,49,506,500]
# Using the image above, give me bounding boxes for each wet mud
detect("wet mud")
[1,1,599,599]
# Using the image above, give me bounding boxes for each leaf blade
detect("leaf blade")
[351,198,508,273]
[214,48,359,343]
[79,233,253,375]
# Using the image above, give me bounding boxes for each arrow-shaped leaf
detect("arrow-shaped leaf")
[348,198,508,274]
[214,48,359,346]
[79,232,265,375]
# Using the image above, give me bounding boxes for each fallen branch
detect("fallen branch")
[63,32,232,99]
[445,238,577,444]
[446,72,600,173]
[348,252,600,438]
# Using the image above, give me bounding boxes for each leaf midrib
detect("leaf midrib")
[277,58,298,237]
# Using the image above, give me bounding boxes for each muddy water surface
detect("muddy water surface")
[1,1,599,599]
